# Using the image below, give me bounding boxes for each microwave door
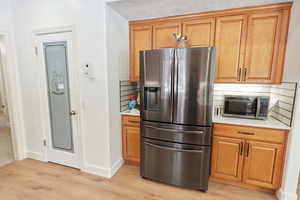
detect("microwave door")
[173,47,215,126]
[224,97,257,118]
[140,49,175,123]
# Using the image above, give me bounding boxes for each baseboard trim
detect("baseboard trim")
[82,163,111,178]
[26,152,124,179]
[110,158,124,178]
[26,151,45,161]
[276,188,298,200]
[82,159,124,179]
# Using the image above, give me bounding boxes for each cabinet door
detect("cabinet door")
[214,15,247,83]
[182,17,215,47]
[243,141,284,189]
[129,24,152,82]
[211,136,244,182]
[122,126,140,163]
[153,21,181,49]
[244,11,284,83]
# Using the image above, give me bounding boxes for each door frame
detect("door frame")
[0,31,26,160]
[33,26,84,169]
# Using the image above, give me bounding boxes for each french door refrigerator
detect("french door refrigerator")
[140,47,215,191]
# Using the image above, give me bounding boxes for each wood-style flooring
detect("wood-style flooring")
[297,174,300,200]
[0,159,277,200]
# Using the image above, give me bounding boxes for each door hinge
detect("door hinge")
[43,140,47,146]
[34,47,38,56]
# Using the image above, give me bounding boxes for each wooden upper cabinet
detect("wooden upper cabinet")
[214,15,247,83]
[153,21,181,49]
[244,11,287,83]
[129,24,152,82]
[182,17,215,47]
[243,141,284,189]
[129,3,291,83]
[211,136,244,182]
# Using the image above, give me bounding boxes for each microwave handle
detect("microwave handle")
[256,97,261,117]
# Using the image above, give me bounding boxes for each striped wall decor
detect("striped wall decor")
[269,82,297,127]
[119,80,139,112]
[213,82,297,127]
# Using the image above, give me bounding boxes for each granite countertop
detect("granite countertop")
[120,109,140,116]
[213,116,291,130]
[120,110,290,130]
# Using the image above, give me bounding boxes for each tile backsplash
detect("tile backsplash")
[119,81,297,126]
[119,80,139,112]
[213,82,297,127]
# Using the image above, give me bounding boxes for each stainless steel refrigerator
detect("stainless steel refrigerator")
[140,47,215,191]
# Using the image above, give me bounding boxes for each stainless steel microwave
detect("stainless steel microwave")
[223,95,270,120]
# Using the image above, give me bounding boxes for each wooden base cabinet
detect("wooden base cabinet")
[243,141,284,189]
[122,115,140,165]
[211,136,244,182]
[211,123,288,191]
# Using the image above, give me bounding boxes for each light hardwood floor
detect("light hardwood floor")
[0,159,277,200]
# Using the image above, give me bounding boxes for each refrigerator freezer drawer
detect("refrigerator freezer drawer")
[141,121,211,145]
[141,138,211,191]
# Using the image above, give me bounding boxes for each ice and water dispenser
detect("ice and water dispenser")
[143,87,161,111]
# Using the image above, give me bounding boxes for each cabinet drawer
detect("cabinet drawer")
[122,115,140,127]
[213,123,287,144]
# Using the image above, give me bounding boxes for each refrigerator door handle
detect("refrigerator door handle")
[144,125,204,134]
[144,142,204,153]
[173,49,178,121]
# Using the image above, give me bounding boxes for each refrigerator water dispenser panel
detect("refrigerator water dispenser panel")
[144,87,161,111]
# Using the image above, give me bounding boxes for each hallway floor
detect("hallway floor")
[298,175,300,200]
[0,159,277,200]
[0,126,14,166]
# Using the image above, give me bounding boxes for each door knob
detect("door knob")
[70,110,77,116]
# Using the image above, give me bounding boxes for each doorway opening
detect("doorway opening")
[0,39,14,166]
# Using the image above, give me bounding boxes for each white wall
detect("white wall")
[106,5,129,170]
[12,0,118,176]
[0,0,15,31]
[278,83,300,200]
[283,0,300,82]
[278,0,300,199]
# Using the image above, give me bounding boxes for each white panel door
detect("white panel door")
[36,32,81,169]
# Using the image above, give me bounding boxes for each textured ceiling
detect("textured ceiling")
[107,0,293,20]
